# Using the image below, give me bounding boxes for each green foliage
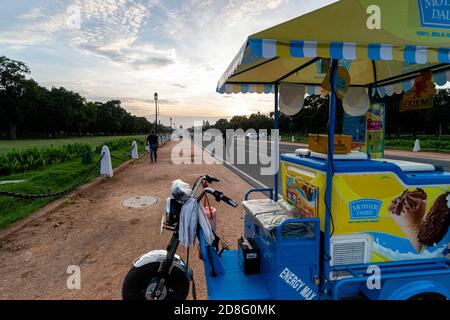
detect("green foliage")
[0,136,147,176]
[0,56,157,140]
[0,143,146,228]
[0,135,147,154]
[281,134,308,143]
[94,137,145,153]
[385,139,450,152]
[0,56,31,140]
[212,89,449,140]
[0,143,91,176]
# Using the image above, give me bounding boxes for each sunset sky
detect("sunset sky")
[0,0,337,127]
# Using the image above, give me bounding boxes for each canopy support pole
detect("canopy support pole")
[323,59,338,295]
[274,83,279,202]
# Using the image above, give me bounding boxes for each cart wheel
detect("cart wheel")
[408,293,447,300]
[122,262,189,300]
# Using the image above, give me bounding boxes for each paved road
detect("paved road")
[202,138,450,191]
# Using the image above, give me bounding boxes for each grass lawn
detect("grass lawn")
[0,135,147,154]
[0,144,147,229]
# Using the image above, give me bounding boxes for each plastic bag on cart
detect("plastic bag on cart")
[281,221,316,240]
[242,199,282,216]
[255,212,315,240]
[277,199,302,216]
[171,179,192,203]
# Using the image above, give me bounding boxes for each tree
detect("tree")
[74,101,97,136]
[230,115,250,130]
[214,119,230,133]
[0,56,30,139]
[20,79,51,135]
[432,89,450,140]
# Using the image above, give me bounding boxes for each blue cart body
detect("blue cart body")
[200,216,320,300]
[199,188,450,300]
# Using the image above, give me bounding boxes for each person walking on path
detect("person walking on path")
[147,131,159,163]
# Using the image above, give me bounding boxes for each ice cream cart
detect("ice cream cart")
[199,0,450,300]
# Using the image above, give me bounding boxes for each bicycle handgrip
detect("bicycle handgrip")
[206,175,220,183]
[220,194,238,208]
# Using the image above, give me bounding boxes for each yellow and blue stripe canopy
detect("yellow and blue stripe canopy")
[217,0,450,96]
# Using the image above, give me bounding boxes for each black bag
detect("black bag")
[238,237,260,275]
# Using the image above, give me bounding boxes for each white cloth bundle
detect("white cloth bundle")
[178,197,215,247]
[131,141,139,159]
[100,146,113,177]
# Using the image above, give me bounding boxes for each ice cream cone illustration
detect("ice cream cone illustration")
[389,189,427,253]
[418,192,450,247]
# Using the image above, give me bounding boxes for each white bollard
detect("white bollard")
[100,146,113,177]
[292,135,295,143]
[131,141,138,160]
[413,139,421,152]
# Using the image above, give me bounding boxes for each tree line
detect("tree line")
[0,56,159,140]
[209,90,450,138]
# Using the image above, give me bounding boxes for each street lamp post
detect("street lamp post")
[154,92,158,134]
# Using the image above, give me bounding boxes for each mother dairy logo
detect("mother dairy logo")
[349,199,382,220]
[419,0,450,29]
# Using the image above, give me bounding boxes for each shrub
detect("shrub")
[0,143,91,176]
[385,139,450,151]
[94,137,145,153]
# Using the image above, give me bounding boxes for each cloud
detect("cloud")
[0,0,337,121]
[160,0,286,40]
[0,0,173,69]
[0,8,67,46]
[69,0,173,68]
[170,83,187,89]
[89,96,180,106]
[18,8,43,20]
[80,43,177,69]
[222,0,285,26]
[71,0,152,50]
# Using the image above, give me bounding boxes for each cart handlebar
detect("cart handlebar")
[215,192,238,208]
[197,188,238,208]
[192,175,220,197]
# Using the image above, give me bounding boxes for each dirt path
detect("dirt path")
[0,143,256,300]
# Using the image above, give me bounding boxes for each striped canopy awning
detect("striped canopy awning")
[217,0,450,96]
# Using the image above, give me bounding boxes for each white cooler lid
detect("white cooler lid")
[373,159,435,172]
[295,149,368,160]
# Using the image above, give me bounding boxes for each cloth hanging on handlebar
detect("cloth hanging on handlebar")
[179,198,215,247]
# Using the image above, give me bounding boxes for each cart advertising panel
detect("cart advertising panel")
[281,156,450,265]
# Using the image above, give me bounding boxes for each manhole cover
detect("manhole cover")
[123,196,158,209]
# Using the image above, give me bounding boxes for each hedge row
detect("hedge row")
[385,139,450,151]
[0,143,91,176]
[1,137,146,176]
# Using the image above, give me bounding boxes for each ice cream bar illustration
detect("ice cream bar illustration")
[418,192,450,247]
[389,189,427,253]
